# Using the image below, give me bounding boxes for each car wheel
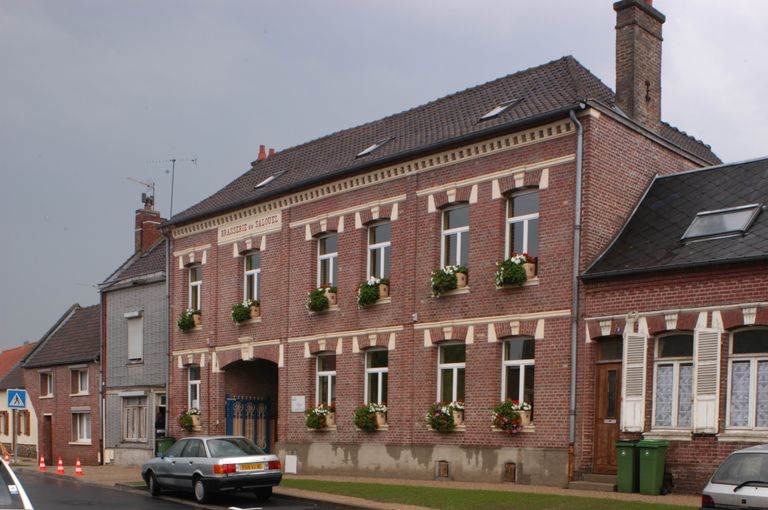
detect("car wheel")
[193,477,210,504]
[255,486,273,500]
[148,472,161,497]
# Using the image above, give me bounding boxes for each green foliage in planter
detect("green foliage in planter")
[425,403,456,432]
[305,404,334,429]
[492,400,525,434]
[306,288,330,312]
[494,259,527,287]
[178,413,193,432]
[430,269,457,297]
[177,309,199,331]
[357,283,380,308]
[353,405,379,432]
[231,302,251,323]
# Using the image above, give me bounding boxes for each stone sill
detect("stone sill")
[127,360,144,366]
[373,297,391,306]
[309,305,340,316]
[433,287,470,298]
[69,393,90,397]
[495,278,540,290]
[40,396,54,400]
[237,317,262,325]
[644,430,692,441]
[68,441,92,446]
[307,426,337,432]
[718,431,768,443]
[427,425,466,432]
[354,424,389,432]
[491,426,536,434]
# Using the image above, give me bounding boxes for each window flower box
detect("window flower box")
[231,300,260,324]
[426,401,464,432]
[178,408,201,432]
[354,403,388,432]
[305,403,336,430]
[307,287,337,313]
[357,277,390,308]
[250,303,261,319]
[430,266,468,297]
[495,253,537,287]
[492,400,532,434]
[325,288,337,306]
[178,309,201,331]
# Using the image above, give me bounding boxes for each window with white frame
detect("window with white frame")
[506,189,539,258]
[188,265,202,310]
[123,396,147,441]
[438,343,465,403]
[653,333,694,428]
[71,411,91,443]
[40,372,53,397]
[727,329,768,429]
[317,234,338,287]
[70,368,88,395]
[127,315,143,361]
[316,354,336,405]
[502,337,535,418]
[188,366,201,410]
[441,205,469,267]
[367,222,391,279]
[244,251,261,302]
[365,349,388,405]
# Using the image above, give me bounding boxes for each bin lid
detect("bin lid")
[615,440,639,447]
[637,439,669,448]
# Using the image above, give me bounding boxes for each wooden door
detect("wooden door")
[42,415,52,464]
[593,362,621,474]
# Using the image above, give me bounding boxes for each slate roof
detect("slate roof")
[0,343,37,390]
[583,157,768,279]
[23,304,100,368]
[102,238,166,287]
[167,56,719,227]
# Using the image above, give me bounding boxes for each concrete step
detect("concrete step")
[583,473,617,484]
[568,480,617,492]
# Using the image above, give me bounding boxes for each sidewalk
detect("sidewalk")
[12,461,701,509]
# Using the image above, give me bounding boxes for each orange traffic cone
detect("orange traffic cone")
[39,456,46,471]
[57,457,65,475]
[74,458,83,476]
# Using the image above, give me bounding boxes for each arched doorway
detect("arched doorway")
[223,359,278,452]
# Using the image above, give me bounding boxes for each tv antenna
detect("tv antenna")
[126,177,156,209]
[147,158,197,217]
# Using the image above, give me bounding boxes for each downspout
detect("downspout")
[568,106,585,481]
[100,292,106,465]
[163,232,171,441]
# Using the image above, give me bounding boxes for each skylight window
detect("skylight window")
[480,99,522,121]
[253,170,286,190]
[356,138,393,158]
[681,204,761,241]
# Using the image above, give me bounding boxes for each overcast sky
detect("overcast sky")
[1,1,766,350]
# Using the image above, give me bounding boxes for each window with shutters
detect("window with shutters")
[71,411,91,443]
[0,412,7,435]
[40,371,53,398]
[123,396,148,441]
[70,368,89,395]
[127,315,144,362]
[727,329,768,430]
[18,411,30,436]
[653,333,694,429]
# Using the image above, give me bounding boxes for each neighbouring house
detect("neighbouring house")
[100,194,168,465]
[581,157,768,492]
[22,304,101,466]
[162,0,719,488]
[0,342,38,459]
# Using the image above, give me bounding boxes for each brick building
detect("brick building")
[100,195,167,465]
[163,0,720,487]
[581,158,768,492]
[0,342,38,459]
[22,304,101,466]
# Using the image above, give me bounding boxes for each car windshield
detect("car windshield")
[712,453,768,486]
[0,463,25,509]
[207,437,264,458]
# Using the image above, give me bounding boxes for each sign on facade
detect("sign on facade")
[217,210,282,245]
[290,395,306,413]
[7,390,26,409]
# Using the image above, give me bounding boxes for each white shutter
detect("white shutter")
[693,329,721,433]
[621,333,647,432]
[127,317,144,361]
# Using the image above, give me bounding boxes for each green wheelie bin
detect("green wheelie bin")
[615,440,639,493]
[638,439,669,495]
[156,437,176,456]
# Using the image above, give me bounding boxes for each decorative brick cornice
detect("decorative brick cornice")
[232,235,267,257]
[172,348,210,368]
[287,326,403,357]
[304,216,344,241]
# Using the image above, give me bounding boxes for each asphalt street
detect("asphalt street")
[19,472,347,510]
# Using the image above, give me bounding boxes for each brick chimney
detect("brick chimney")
[134,194,164,253]
[614,0,666,131]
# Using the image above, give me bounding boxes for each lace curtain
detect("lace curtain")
[677,364,693,427]
[757,361,768,427]
[730,361,751,427]
[655,365,673,427]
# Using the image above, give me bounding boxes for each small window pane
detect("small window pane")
[684,206,759,239]
[245,252,260,271]
[370,223,391,244]
[729,361,750,427]
[189,366,200,380]
[655,364,674,426]
[524,365,535,408]
[733,330,768,354]
[757,361,768,427]
[510,221,525,255]
[527,218,539,257]
[381,372,388,404]
[460,234,469,267]
[510,191,539,217]
[318,355,336,372]
[658,335,694,358]
[367,373,379,404]
[369,248,380,278]
[598,337,623,361]
[606,369,617,418]
[440,369,453,402]
[445,233,458,266]
[382,246,391,278]
[456,368,465,401]
[440,344,466,364]
[505,365,520,401]
[367,350,388,368]
[320,235,337,255]
[320,259,332,286]
[445,206,469,229]
[190,266,201,282]
[505,339,535,360]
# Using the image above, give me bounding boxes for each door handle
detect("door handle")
[188,461,194,465]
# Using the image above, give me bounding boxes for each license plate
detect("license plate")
[237,463,265,472]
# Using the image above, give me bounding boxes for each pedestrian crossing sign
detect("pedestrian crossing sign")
[7,390,26,409]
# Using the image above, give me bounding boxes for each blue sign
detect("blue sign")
[7,390,26,410]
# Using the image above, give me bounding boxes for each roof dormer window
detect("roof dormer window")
[681,204,761,241]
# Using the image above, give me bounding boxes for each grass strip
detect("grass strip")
[282,479,694,510]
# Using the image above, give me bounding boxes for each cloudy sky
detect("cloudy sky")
[1,1,766,350]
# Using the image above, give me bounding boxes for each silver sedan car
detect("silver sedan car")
[141,436,282,503]
[701,444,768,509]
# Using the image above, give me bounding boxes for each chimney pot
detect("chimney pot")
[268,148,275,157]
[258,145,267,160]
[134,197,165,253]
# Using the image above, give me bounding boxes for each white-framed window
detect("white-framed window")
[441,205,469,267]
[438,343,465,402]
[123,396,147,441]
[127,315,144,361]
[653,333,694,428]
[317,234,338,287]
[244,251,261,302]
[71,411,91,443]
[502,337,535,416]
[727,328,768,429]
[506,189,539,258]
[188,265,202,310]
[364,349,388,405]
[188,366,201,411]
[367,222,391,279]
[70,368,88,395]
[40,372,53,397]
[316,354,336,405]
[0,412,7,436]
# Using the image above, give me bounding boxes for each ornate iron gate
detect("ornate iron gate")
[225,396,270,451]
